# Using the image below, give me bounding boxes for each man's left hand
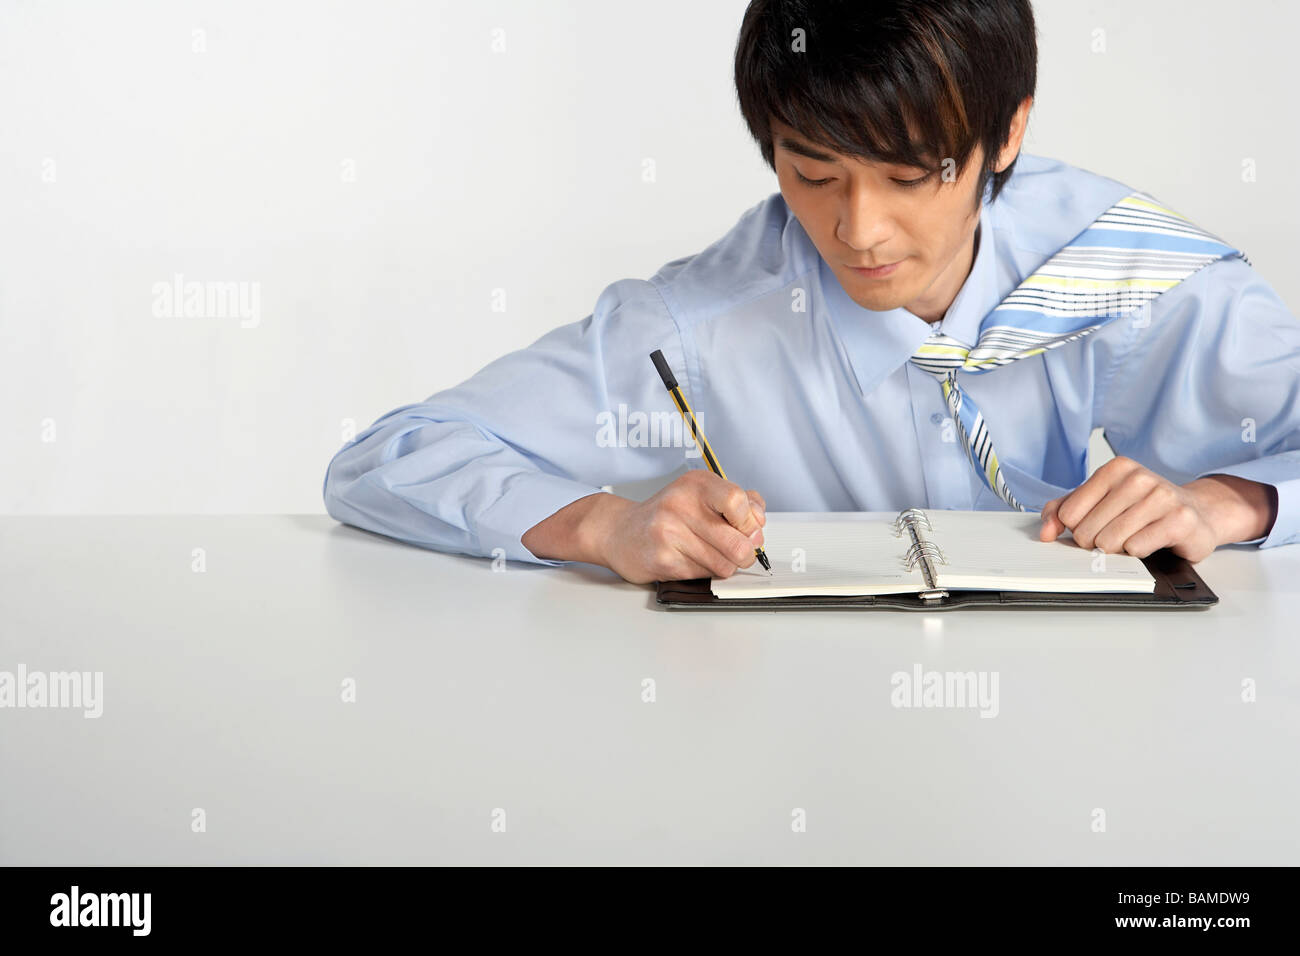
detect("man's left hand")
[1039,456,1278,562]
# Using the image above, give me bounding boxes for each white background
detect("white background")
[3,0,1296,514]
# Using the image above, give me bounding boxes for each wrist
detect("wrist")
[572,492,634,566]
[1186,474,1278,545]
[521,491,632,565]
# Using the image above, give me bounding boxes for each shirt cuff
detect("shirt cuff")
[476,472,611,566]
[1195,455,1300,549]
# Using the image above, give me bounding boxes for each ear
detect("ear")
[994,96,1034,173]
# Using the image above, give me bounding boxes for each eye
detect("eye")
[794,169,834,188]
[892,172,933,189]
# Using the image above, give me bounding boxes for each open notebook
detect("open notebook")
[711,510,1157,600]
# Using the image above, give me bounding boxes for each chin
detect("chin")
[853,296,903,312]
[845,287,909,312]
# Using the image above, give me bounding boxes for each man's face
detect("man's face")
[770,117,984,322]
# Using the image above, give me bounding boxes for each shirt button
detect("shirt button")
[930,412,943,425]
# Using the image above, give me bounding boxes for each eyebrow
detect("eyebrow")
[776,136,842,164]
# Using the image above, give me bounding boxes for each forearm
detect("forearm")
[522,491,633,565]
[324,413,611,564]
[1185,474,1279,545]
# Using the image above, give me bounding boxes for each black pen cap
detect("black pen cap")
[649,349,678,391]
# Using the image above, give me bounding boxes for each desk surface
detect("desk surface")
[2,515,1297,865]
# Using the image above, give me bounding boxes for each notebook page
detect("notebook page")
[711,512,926,599]
[920,510,1156,593]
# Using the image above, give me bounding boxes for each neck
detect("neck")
[908,222,980,326]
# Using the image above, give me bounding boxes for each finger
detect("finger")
[698,512,764,571]
[1039,497,1066,540]
[1091,486,1177,556]
[675,524,751,579]
[649,516,735,581]
[1055,458,1139,533]
[1115,502,1206,561]
[1071,471,1160,550]
[668,552,725,582]
[653,551,719,583]
[747,489,766,525]
[703,477,763,538]
[644,519,717,582]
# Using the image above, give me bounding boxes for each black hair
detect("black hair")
[734,0,1037,205]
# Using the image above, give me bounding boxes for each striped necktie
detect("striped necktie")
[910,191,1248,512]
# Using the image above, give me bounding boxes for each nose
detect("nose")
[835,181,895,253]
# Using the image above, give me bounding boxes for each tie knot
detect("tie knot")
[910,331,970,380]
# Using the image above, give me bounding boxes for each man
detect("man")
[323,0,1299,584]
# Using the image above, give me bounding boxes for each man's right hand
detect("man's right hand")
[522,470,767,585]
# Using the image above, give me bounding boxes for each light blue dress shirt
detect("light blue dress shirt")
[323,153,1300,564]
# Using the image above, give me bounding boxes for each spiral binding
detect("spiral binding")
[892,509,949,600]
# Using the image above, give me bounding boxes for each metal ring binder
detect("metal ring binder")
[904,540,947,570]
[893,508,932,534]
[892,509,949,601]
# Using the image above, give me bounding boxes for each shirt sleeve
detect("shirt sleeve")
[1095,255,1300,548]
[322,278,697,565]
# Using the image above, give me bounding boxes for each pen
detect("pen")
[648,349,772,574]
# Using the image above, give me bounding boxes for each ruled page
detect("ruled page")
[709,510,1157,599]
[920,510,1156,593]
[711,512,925,599]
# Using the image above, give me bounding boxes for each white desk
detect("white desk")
[2,516,1297,865]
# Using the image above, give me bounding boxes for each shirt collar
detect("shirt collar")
[817,199,999,397]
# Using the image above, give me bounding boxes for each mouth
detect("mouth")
[846,260,903,279]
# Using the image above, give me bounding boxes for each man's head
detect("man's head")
[735,0,1037,321]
